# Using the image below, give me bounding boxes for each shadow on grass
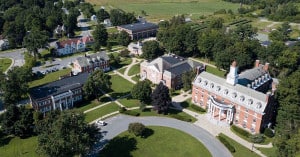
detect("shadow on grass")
[99,96,112,103]
[110,92,130,99]
[100,136,137,157]
[142,128,154,139]
[180,101,189,108]
[0,135,13,147]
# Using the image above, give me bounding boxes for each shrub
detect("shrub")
[191,104,206,112]
[119,107,127,113]
[231,125,250,138]
[264,128,274,138]
[128,122,145,136]
[170,114,192,122]
[217,134,235,153]
[123,110,140,116]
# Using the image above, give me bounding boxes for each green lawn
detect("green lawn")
[0,58,12,73]
[29,68,72,88]
[218,133,260,157]
[206,65,226,78]
[0,136,41,157]
[89,0,240,22]
[84,102,120,122]
[108,75,134,99]
[133,108,197,122]
[256,147,277,157]
[127,64,140,76]
[180,98,206,114]
[118,67,126,74]
[118,98,140,108]
[100,126,212,157]
[75,96,112,113]
[131,75,140,82]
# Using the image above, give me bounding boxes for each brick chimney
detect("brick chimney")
[255,60,260,67]
[264,63,269,71]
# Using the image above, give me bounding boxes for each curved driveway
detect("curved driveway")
[95,115,232,157]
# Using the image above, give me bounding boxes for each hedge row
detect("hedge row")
[217,135,236,153]
[170,114,192,122]
[191,104,206,112]
[231,125,250,138]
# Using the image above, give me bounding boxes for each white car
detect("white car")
[96,120,107,126]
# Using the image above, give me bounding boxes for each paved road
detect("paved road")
[0,48,26,69]
[92,115,232,157]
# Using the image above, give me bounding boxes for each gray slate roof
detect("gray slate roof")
[165,60,201,77]
[238,65,268,86]
[119,22,158,33]
[30,72,89,100]
[76,51,109,67]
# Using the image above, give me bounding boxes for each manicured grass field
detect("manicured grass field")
[218,133,260,157]
[131,75,140,82]
[118,97,140,108]
[256,147,277,157]
[127,64,140,76]
[89,0,240,21]
[230,127,272,145]
[100,126,212,157]
[117,67,126,74]
[109,74,134,99]
[0,58,12,73]
[75,96,112,113]
[84,102,120,122]
[29,68,72,88]
[0,136,40,157]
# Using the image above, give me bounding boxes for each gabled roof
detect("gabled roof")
[75,51,109,67]
[82,36,94,44]
[30,72,89,100]
[238,64,268,86]
[118,22,158,33]
[56,38,79,49]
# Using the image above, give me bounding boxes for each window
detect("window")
[248,99,253,105]
[253,118,256,123]
[224,89,229,95]
[256,102,262,109]
[204,80,208,86]
[216,86,221,92]
[210,83,214,88]
[239,96,245,102]
[231,92,237,98]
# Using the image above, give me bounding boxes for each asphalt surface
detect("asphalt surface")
[0,48,26,68]
[91,115,232,157]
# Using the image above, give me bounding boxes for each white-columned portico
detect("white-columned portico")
[207,96,234,124]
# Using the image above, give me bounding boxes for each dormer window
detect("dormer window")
[256,102,262,109]
[240,96,245,102]
[231,92,237,98]
[197,78,202,83]
[204,80,208,86]
[248,99,253,105]
[210,83,214,88]
[224,89,229,95]
[216,86,221,91]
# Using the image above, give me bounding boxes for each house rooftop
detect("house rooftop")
[75,51,109,67]
[118,22,158,33]
[30,72,89,100]
[238,64,268,86]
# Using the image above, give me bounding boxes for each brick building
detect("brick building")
[140,54,204,89]
[72,51,110,74]
[191,60,277,133]
[117,22,158,40]
[29,73,89,113]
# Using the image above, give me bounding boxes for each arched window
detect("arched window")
[231,92,237,98]
[239,96,245,102]
[223,89,229,95]
[210,83,214,88]
[204,80,208,86]
[256,102,262,109]
[216,86,221,91]
[248,99,253,105]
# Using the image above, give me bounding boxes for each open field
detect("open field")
[100,126,212,157]
[88,0,240,21]
[128,64,140,76]
[0,58,12,73]
[84,102,120,122]
[0,136,41,157]
[108,74,134,99]
[256,147,277,157]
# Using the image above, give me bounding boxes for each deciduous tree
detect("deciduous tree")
[131,80,152,104]
[92,24,108,51]
[36,110,100,157]
[151,82,171,114]
[23,28,49,58]
[118,30,131,46]
[141,40,163,60]
[96,8,110,23]
[83,69,111,100]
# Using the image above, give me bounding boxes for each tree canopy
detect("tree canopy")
[109,9,137,26]
[151,82,171,114]
[83,69,111,100]
[92,24,108,51]
[96,8,110,23]
[118,30,131,46]
[141,40,164,60]
[23,28,49,58]
[131,80,152,104]
[36,110,101,157]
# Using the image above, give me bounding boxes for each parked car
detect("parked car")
[96,120,107,126]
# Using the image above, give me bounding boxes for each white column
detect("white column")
[230,109,233,122]
[226,110,229,123]
[212,105,215,118]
